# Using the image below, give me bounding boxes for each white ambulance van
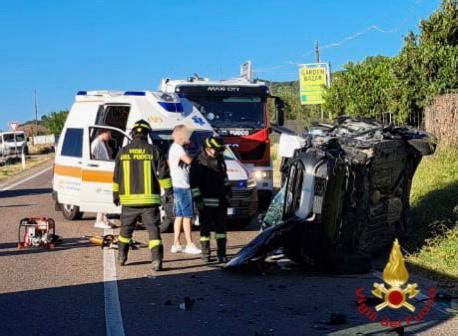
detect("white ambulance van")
[52,90,257,231]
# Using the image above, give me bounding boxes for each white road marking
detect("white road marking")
[372,271,449,315]
[103,228,125,336]
[0,165,53,191]
[1,164,126,334]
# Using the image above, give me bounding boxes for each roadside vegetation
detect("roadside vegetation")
[406,147,458,279]
[0,154,54,183]
[267,0,457,128]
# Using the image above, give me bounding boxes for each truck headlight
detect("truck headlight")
[253,170,272,181]
[247,177,256,188]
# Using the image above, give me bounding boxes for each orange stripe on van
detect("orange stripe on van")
[82,170,113,183]
[55,164,113,183]
[54,164,81,178]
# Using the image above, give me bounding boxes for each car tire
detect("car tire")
[61,204,83,220]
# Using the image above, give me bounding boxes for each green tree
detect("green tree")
[391,0,458,124]
[43,110,68,134]
[323,56,395,120]
[323,0,457,125]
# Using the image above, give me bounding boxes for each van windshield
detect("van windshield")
[15,133,25,142]
[3,133,25,142]
[151,130,236,160]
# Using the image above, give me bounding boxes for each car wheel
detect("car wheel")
[61,204,83,220]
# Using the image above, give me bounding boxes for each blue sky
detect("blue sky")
[0,0,440,130]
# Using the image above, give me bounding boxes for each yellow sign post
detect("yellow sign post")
[299,63,329,105]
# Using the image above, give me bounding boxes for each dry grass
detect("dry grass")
[0,154,54,182]
[28,144,55,155]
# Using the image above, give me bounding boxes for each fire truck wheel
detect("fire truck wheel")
[61,204,83,220]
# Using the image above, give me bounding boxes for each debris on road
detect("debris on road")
[226,117,436,274]
[86,234,146,250]
[179,296,195,311]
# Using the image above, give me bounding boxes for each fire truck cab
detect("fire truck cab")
[160,76,284,208]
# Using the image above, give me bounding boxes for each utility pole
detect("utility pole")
[34,89,39,144]
[315,40,320,63]
[315,41,324,119]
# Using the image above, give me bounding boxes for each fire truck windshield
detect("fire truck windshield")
[187,97,265,130]
[150,130,237,161]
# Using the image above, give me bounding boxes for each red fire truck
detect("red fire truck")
[160,75,285,208]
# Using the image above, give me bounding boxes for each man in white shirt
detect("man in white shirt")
[168,125,201,254]
[91,129,114,229]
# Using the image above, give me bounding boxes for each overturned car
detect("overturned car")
[226,117,436,273]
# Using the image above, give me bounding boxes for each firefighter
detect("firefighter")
[190,136,231,263]
[113,120,172,271]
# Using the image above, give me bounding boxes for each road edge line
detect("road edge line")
[103,228,125,336]
[0,165,53,191]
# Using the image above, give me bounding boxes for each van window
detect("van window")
[3,134,15,142]
[96,105,130,131]
[61,128,83,158]
[89,127,129,161]
[15,133,26,142]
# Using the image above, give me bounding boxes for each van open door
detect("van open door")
[79,125,131,213]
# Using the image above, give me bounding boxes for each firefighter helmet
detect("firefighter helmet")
[204,136,225,151]
[131,119,152,136]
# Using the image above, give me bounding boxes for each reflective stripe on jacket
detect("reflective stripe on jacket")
[113,137,171,206]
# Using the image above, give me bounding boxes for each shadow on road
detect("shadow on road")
[0,203,35,208]
[0,237,93,256]
[0,259,455,336]
[0,188,52,198]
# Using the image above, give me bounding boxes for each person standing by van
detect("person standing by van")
[91,129,114,229]
[190,136,231,263]
[168,125,201,254]
[113,120,172,272]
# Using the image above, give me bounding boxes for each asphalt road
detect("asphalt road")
[0,163,456,336]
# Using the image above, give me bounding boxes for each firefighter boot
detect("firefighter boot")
[151,244,164,272]
[118,242,129,266]
[200,239,211,262]
[216,237,227,264]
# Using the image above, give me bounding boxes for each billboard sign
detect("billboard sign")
[299,63,330,105]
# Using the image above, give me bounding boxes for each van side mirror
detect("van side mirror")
[274,97,285,126]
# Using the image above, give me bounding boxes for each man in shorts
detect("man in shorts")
[168,125,201,254]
